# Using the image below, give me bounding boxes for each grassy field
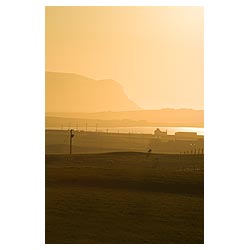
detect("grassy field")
[46,152,204,244]
[45,129,204,154]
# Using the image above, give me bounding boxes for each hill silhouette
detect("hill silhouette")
[46,108,204,127]
[46,72,140,113]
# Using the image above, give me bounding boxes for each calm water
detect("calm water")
[47,126,204,135]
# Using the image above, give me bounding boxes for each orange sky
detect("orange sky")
[46,6,203,110]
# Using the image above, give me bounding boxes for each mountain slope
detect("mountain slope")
[46,72,140,112]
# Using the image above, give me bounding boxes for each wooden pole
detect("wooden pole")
[69,129,74,155]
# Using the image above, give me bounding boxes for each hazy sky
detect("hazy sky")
[46,6,203,110]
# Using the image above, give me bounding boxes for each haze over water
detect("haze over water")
[46,126,204,135]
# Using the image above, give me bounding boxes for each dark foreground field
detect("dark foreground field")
[46,152,204,244]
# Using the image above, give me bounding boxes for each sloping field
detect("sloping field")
[46,153,204,243]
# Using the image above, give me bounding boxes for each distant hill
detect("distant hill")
[46,108,204,127]
[46,72,140,113]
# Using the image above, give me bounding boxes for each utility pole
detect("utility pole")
[86,123,88,132]
[69,129,74,155]
[96,123,98,132]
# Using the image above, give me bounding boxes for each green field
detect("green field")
[46,152,204,244]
